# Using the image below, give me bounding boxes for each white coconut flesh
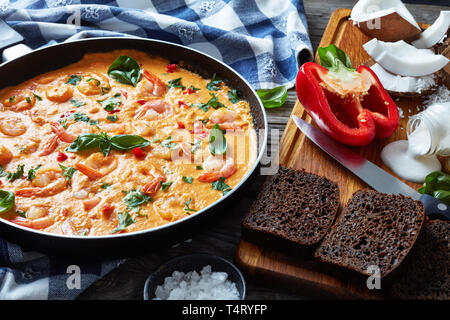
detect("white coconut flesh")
[370,63,436,94]
[412,11,450,49]
[363,38,449,77]
[350,0,420,30]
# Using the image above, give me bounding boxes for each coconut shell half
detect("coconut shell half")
[355,11,422,42]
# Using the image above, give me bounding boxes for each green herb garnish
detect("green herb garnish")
[0,190,15,214]
[66,132,149,157]
[6,164,24,182]
[206,73,222,91]
[97,93,121,112]
[167,77,186,90]
[27,164,42,181]
[183,198,197,213]
[70,99,86,107]
[111,211,136,234]
[58,164,77,185]
[256,86,287,109]
[182,176,193,184]
[66,75,82,85]
[107,115,118,122]
[212,177,232,196]
[418,171,450,205]
[122,190,151,213]
[33,93,42,101]
[107,55,142,87]
[208,124,227,156]
[160,181,173,191]
[193,93,226,112]
[227,89,241,103]
[161,136,178,149]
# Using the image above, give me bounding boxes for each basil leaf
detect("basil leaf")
[227,89,241,104]
[122,190,151,213]
[27,164,42,181]
[256,86,287,109]
[206,73,222,91]
[107,55,142,87]
[66,133,104,153]
[110,135,150,151]
[111,211,135,234]
[209,124,227,156]
[418,171,450,205]
[71,112,98,126]
[0,190,15,214]
[318,44,354,71]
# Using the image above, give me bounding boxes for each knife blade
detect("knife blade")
[292,115,450,219]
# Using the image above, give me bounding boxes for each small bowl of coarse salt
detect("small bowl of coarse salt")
[143,253,246,300]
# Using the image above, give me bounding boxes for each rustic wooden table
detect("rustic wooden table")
[78,0,448,300]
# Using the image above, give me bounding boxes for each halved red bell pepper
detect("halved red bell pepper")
[296,45,399,147]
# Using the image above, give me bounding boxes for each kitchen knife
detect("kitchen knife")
[293,115,450,220]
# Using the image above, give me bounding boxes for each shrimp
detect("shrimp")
[198,155,236,182]
[0,146,13,165]
[15,167,68,197]
[46,83,73,103]
[153,194,189,222]
[0,116,28,136]
[134,99,171,120]
[2,89,36,111]
[83,197,101,211]
[39,134,59,156]
[50,121,76,143]
[77,73,110,96]
[137,70,167,97]
[9,216,53,230]
[209,108,240,130]
[141,167,167,195]
[75,153,118,180]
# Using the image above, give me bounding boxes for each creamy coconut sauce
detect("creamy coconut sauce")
[0,50,257,236]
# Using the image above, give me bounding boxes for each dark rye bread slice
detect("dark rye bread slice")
[314,190,425,279]
[241,166,339,250]
[391,219,449,300]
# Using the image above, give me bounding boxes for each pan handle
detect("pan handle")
[0,18,32,62]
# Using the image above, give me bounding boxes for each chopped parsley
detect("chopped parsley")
[111,211,135,234]
[0,166,7,178]
[6,164,24,182]
[25,97,32,104]
[16,210,27,218]
[66,75,82,85]
[70,99,86,107]
[97,93,121,112]
[212,177,232,196]
[167,77,186,90]
[196,165,203,170]
[70,112,98,126]
[122,189,151,213]
[182,176,193,184]
[206,73,222,91]
[33,93,42,101]
[58,164,77,185]
[192,93,226,112]
[106,115,118,122]
[184,199,197,213]
[100,182,112,190]
[161,136,178,149]
[27,164,42,181]
[9,96,15,103]
[160,181,173,191]
[227,89,241,103]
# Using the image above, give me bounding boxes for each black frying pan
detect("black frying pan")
[0,35,268,258]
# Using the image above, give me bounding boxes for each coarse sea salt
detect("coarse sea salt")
[153,265,240,300]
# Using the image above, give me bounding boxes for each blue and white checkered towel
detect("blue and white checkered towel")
[0,0,312,300]
[0,0,312,89]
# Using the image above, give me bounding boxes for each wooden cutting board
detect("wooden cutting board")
[235,8,431,299]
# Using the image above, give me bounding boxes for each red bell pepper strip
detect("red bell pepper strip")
[296,45,399,147]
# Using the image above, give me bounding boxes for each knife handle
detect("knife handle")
[420,194,450,220]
